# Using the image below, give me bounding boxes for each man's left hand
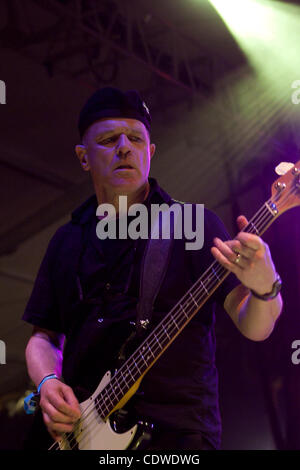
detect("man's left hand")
[211,215,278,295]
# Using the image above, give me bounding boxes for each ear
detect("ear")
[150,143,156,160]
[75,144,90,171]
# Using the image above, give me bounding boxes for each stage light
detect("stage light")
[206,0,300,96]
[187,0,300,184]
[208,0,274,41]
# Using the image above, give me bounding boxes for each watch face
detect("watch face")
[267,276,282,299]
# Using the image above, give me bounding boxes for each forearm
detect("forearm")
[25,335,63,387]
[25,334,81,439]
[237,291,283,341]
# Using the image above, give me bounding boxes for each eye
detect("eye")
[99,137,116,145]
[98,134,144,145]
[130,135,143,142]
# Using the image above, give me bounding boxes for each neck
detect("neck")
[95,181,150,215]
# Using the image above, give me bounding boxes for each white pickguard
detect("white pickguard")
[59,371,138,450]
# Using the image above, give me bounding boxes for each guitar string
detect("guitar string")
[51,185,297,450]
[50,194,280,450]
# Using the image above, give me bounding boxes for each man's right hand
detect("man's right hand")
[39,378,82,442]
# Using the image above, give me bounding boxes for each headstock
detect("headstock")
[271,160,300,217]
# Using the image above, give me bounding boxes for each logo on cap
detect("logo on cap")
[0,80,6,104]
[142,101,150,114]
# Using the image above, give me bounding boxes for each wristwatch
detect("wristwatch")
[250,274,282,301]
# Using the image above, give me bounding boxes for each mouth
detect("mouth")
[114,164,135,170]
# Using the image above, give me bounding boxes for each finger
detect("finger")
[42,411,58,440]
[46,395,79,420]
[48,427,61,442]
[225,240,254,260]
[211,246,244,273]
[211,244,246,272]
[41,401,78,425]
[43,410,75,434]
[52,432,62,442]
[41,381,81,420]
[48,427,63,443]
[61,387,81,419]
[237,215,248,232]
[236,232,263,251]
[213,238,245,266]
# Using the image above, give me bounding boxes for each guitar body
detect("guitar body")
[59,371,152,450]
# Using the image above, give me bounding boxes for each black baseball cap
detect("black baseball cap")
[78,86,151,139]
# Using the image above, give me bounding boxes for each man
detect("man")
[22,87,282,450]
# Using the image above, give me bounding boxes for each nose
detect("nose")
[116,134,131,158]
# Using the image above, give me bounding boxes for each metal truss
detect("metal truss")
[1,0,214,94]
[0,0,238,255]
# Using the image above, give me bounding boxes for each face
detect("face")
[76,118,155,199]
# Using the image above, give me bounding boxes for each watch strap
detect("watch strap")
[250,275,282,301]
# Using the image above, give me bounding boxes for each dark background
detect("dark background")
[0,0,299,450]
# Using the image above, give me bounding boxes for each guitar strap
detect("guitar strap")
[135,201,183,334]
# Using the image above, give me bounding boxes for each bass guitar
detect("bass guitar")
[49,160,300,450]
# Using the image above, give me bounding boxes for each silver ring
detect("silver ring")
[235,253,242,264]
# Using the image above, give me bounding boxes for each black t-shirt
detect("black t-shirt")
[22,178,240,449]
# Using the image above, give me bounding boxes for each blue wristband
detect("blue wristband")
[24,391,39,415]
[37,374,59,393]
[24,374,59,415]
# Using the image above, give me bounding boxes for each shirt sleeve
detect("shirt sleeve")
[22,226,67,333]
